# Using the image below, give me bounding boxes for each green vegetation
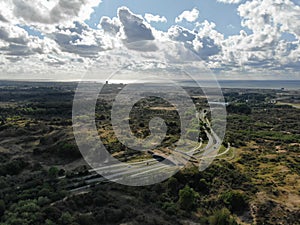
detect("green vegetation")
[220,190,248,213]
[208,208,238,225]
[178,185,199,211]
[0,159,28,176]
[0,82,299,224]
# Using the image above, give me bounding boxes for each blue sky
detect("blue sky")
[87,0,244,36]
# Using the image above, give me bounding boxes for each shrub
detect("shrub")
[2,200,43,225]
[58,212,74,225]
[166,177,180,196]
[48,166,59,179]
[162,202,178,215]
[227,103,252,115]
[0,199,5,217]
[178,185,199,211]
[220,190,248,213]
[0,159,28,176]
[209,208,238,225]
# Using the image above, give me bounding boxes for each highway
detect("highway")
[66,110,230,192]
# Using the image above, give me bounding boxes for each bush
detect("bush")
[0,199,5,217]
[178,185,199,211]
[48,166,59,179]
[77,214,95,225]
[227,104,251,115]
[2,199,43,225]
[162,202,178,215]
[220,190,248,213]
[57,142,81,159]
[58,212,74,225]
[166,177,180,196]
[209,208,238,225]
[0,159,28,176]
[198,178,210,194]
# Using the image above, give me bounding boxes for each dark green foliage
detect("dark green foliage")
[198,178,210,194]
[178,185,199,211]
[0,83,299,225]
[209,208,238,225]
[0,200,5,217]
[0,159,28,176]
[57,142,81,159]
[77,214,95,225]
[42,206,62,221]
[166,177,180,196]
[162,202,178,215]
[58,212,74,225]
[227,103,252,115]
[48,167,59,179]
[220,190,248,213]
[2,199,43,225]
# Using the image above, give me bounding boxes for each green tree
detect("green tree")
[178,185,199,211]
[166,177,179,195]
[220,190,248,213]
[0,200,5,217]
[45,219,56,225]
[2,200,43,225]
[162,202,178,215]
[48,166,59,178]
[58,212,74,225]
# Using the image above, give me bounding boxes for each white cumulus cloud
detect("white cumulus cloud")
[175,8,199,23]
[238,0,300,39]
[0,0,101,26]
[168,23,223,60]
[99,16,120,35]
[0,2,300,79]
[48,21,117,58]
[144,13,167,23]
[0,21,60,59]
[118,7,155,43]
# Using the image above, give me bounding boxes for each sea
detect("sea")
[180,80,300,90]
[0,79,299,90]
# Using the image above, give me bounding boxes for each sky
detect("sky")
[88,0,244,35]
[0,0,300,80]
